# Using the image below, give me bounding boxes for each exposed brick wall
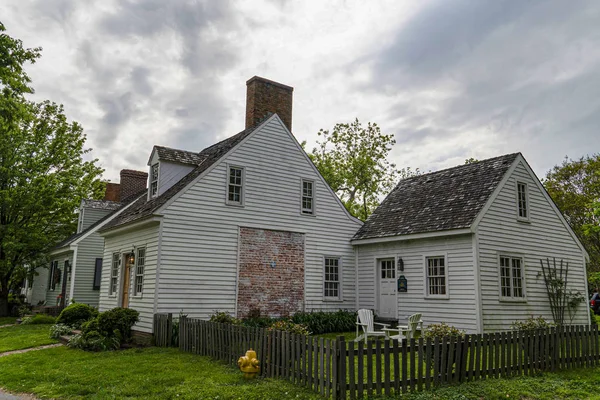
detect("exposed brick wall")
[245,76,293,132]
[120,169,148,200]
[237,227,305,318]
[104,182,121,202]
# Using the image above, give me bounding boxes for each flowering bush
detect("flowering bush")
[423,323,465,340]
[49,323,73,339]
[268,319,310,336]
[209,311,241,325]
[511,316,554,331]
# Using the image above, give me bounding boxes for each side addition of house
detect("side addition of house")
[98,77,363,334]
[352,153,590,333]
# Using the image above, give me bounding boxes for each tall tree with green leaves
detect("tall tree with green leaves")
[308,119,413,220]
[0,23,104,316]
[543,154,600,284]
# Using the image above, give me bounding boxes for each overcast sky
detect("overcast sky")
[2,0,599,182]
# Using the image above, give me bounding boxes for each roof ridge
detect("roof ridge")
[154,145,202,155]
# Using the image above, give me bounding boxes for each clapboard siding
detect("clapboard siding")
[81,208,112,231]
[71,232,103,307]
[156,117,361,320]
[478,160,588,331]
[157,161,194,196]
[45,252,72,305]
[356,234,479,333]
[99,224,159,333]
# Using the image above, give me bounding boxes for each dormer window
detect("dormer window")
[517,181,529,221]
[150,164,159,197]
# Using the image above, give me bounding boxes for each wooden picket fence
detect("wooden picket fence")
[153,314,600,399]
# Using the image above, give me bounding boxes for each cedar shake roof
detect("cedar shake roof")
[352,153,520,241]
[81,199,121,210]
[101,121,265,232]
[53,190,147,250]
[153,146,206,166]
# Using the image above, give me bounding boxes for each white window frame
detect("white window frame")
[497,253,527,302]
[424,254,449,299]
[301,179,315,216]
[323,256,342,301]
[226,165,245,206]
[516,181,530,222]
[133,247,146,296]
[109,253,120,296]
[150,163,159,198]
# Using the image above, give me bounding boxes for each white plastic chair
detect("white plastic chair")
[355,309,390,343]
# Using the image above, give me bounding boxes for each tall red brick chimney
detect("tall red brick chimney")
[103,182,121,202]
[120,169,148,201]
[245,76,293,132]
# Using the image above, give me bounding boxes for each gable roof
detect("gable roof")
[151,146,206,166]
[81,199,121,210]
[52,190,147,251]
[101,122,264,232]
[352,153,520,241]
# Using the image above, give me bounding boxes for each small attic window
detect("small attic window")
[150,164,159,197]
[516,182,529,221]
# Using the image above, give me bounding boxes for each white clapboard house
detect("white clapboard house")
[97,77,363,334]
[352,153,590,333]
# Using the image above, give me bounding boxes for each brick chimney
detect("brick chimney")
[245,76,293,132]
[120,169,148,201]
[103,182,121,202]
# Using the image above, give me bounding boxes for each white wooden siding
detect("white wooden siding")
[157,161,194,196]
[356,234,479,333]
[45,252,72,306]
[71,232,104,307]
[81,208,112,231]
[99,223,159,333]
[478,160,588,331]
[156,117,362,320]
[26,267,49,305]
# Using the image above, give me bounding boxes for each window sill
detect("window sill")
[300,212,317,217]
[225,202,245,208]
[516,217,531,224]
[499,297,527,303]
[322,298,343,302]
[424,295,450,300]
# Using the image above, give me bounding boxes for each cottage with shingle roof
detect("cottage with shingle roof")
[352,153,590,332]
[97,77,363,335]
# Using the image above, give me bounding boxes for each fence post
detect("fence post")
[336,336,346,400]
[166,313,173,347]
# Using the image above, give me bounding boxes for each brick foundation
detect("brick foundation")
[237,227,304,318]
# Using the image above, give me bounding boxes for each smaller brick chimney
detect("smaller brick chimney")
[120,169,148,201]
[245,76,293,132]
[103,182,121,202]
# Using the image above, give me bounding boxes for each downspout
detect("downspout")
[68,246,78,303]
[472,232,484,334]
[355,245,359,310]
[153,220,163,314]
[583,253,591,325]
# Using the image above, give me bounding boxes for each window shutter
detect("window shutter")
[93,258,102,290]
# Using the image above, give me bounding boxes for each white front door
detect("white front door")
[378,258,397,319]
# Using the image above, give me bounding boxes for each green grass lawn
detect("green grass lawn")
[0,346,323,400]
[0,324,57,352]
[0,317,17,326]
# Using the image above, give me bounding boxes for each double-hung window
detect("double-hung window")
[301,179,314,215]
[324,257,341,299]
[517,182,529,221]
[499,255,525,299]
[48,260,60,290]
[134,248,145,296]
[227,166,244,205]
[425,256,447,297]
[110,253,120,295]
[150,164,159,197]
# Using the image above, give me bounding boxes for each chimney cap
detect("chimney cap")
[246,76,293,92]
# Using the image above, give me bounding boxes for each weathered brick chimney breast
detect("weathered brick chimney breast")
[103,182,121,202]
[245,76,293,132]
[120,169,148,201]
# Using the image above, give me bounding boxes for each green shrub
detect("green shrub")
[423,323,465,340]
[511,316,554,331]
[209,311,241,325]
[68,332,120,351]
[96,308,140,342]
[591,309,598,326]
[290,310,356,334]
[268,319,310,335]
[49,323,73,339]
[241,316,275,328]
[57,303,99,328]
[20,314,56,325]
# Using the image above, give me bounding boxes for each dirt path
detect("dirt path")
[0,343,62,358]
[0,325,15,329]
[0,389,38,400]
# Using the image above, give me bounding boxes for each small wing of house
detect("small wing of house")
[353,153,589,333]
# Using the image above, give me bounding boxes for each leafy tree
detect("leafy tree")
[464,158,479,164]
[0,23,104,316]
[308,119,413,220]
[543,154,600,282]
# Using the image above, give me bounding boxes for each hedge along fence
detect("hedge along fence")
[154,314,600,399]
